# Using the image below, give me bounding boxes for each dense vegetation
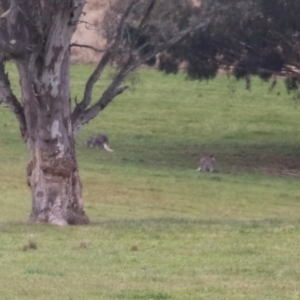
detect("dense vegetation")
[1,65,300,299]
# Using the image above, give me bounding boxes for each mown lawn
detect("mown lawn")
[0,64,300,299]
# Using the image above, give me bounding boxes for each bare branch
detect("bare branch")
[258,66,300,79]
[285,64,300,74]
[135,0,157,37]
[72,0,141,122]
[114,0,141,45]
[0,61,27,139]
[126,0,157,54]
[114,85,129,97]
[70,43,106,53]
[72,1,226,132]
[71,50,111,123]
[0,0,17,19]
[72,59,134,132]
[74,20,103,30]
[134,15,216,67]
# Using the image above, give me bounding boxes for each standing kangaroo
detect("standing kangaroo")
[85,134,114,152]
[197,155,215,172]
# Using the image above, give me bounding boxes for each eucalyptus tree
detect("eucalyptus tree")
[159,0,300,91]
[0,0,216,225]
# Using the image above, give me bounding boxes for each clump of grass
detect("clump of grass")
[22,238,37,251]
[78,241,88,249]
[130,244,138,251]
[2,66,300,300]
[74,241,90,250]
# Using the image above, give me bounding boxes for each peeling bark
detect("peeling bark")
[0,0,215,225]
[0,0,91,226]
[27,144,89,226]
[18,50,89,225]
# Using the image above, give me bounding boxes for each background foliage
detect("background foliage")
[1,65,300,299]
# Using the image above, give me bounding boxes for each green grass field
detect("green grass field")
[1,65,300,299]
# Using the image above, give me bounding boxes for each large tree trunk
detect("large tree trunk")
[0,1,91,225]
[27,137,89,226]
[17,53,89,226]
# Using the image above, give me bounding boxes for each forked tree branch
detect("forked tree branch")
[72,58,134,132]
[72,1,220,132]
[71,0,141,122]
[71,49,112,124]
[0,0,16,19]
[0,61,27,139]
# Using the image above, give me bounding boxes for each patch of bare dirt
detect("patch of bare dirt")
[224,153,300,177]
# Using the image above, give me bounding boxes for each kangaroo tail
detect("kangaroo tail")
[103,143,114,152]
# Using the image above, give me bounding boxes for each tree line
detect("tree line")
[0,0,299,225]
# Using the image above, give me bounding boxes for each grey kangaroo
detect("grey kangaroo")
[197,155,215,172]
[85,134,114,152]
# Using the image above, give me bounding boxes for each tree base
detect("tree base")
[29,209,90,226]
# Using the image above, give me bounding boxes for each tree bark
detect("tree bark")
[27,140,89,226]
[18,53,89,226]
[0,0,90,225]
[0,0,216,226]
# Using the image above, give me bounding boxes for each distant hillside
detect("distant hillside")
[71,0,108,64]
[71,0,201,64]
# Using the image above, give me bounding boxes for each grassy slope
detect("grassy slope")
[1,65,300,299]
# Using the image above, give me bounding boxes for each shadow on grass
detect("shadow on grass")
[89,217,300,230]
[184,140,300,175]
[2,217,300,231]
[85,137,300,177]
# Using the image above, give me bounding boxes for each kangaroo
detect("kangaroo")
[197,155,215,172]
[85,134,114,152]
